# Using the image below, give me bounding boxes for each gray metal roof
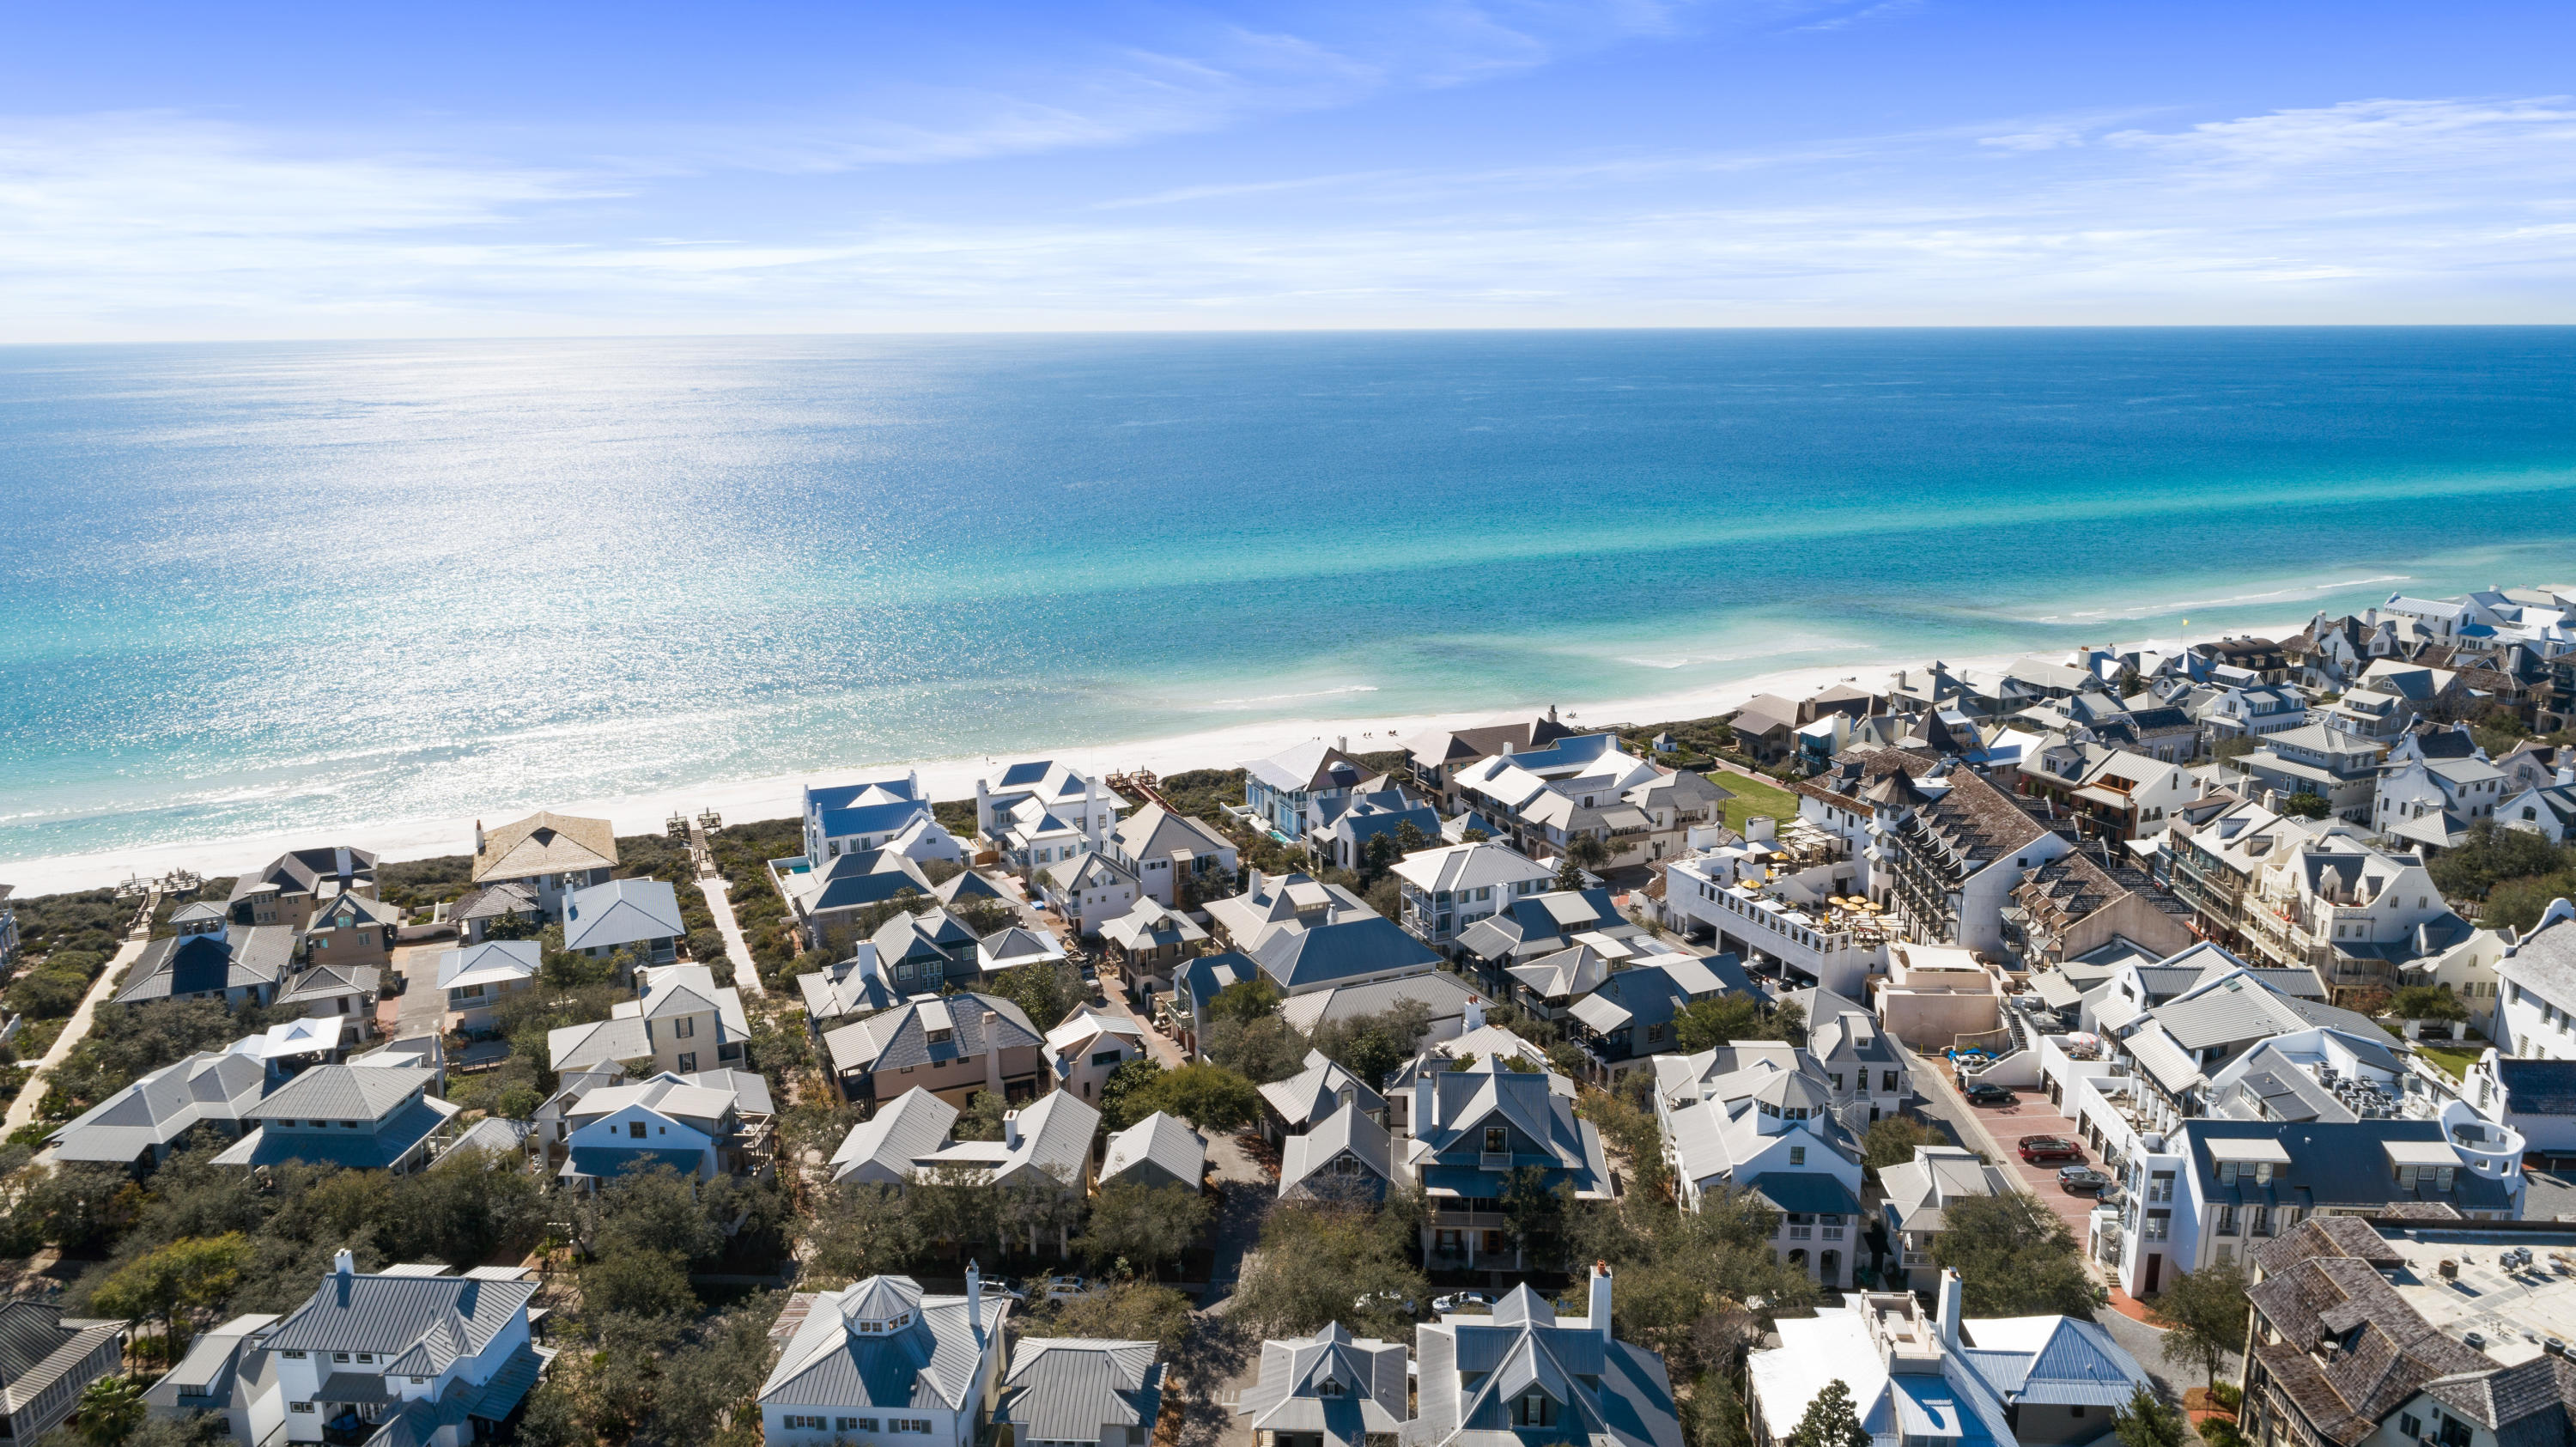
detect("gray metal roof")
[1278,1102,1393,1196]
[759,1277,1003,1412]
[997,1339,1163,1444]
[249,1063,431,1122]
[1098,1111,1206,1190]
[265,1265,538,1366]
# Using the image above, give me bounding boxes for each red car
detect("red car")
[2019,1135,2083,1163]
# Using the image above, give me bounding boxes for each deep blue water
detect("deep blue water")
[3,328,2574,866]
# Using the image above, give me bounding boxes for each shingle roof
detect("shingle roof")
[822,991,1043,1076]
[471,812,617,884]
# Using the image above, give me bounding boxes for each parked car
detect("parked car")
[1042,1275,1097,1302]
[2058,1165,2111,1195]
[2018,1136,2083,1164]
[1962,1081,2015,1105]
[1431,1292,1490,1314]
[1355,1290,1417,1316]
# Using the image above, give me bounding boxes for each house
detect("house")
[823,992,1050,1112]
[0,1304,130,1446]
[2198,680,2308,740]
[2003,847,2196,972]
[797,947,902,1037]
[544,963,750,1076]
[2023,745,2201,841]
[1204,869,1376,955]
[1389,842,1553,953]
[562,878,685,968]
[1445,734,1674,869]
[1747,1274,2150,1447]
[0,885,17,973]
[1652,1055,1866,1286]
[995,1339,1163,1447]
[145,1311,280,1425]
[1039,850,1144,939]
[1243,740,1368,836]
[2237,725,2389,820]
[2238,830,2470,1003]
[2492,903,2576,1062]
[1257,1049,1388,1142]
[46,1049,272,1170]
[438,940,539,1033]
[222,1251,549,1447]
[781,848,938,950]
[2110,1116,2524,1297]
[1409,1267,1685,1447]
[448,881,541,944]
[801,773,933,864]
[1047,1006,1145,1104]
[1405,713,1580,810]
[2464,1051,2576,1157]
[2199,1026,2412,1129]
[760,1270,1006,1447]
[865,906,986,995]
[1396,1063,1611,1268]
[823,1091,1100,1237]
[1097,899,1208,1006]
[975,924,1069,984]
[1877,1146,2015,1292]
[469,811,617,921]
[1277,1101,1394,1202]
[1729,695,1804,765]
[1308,789,1443,873]
[1277,970,1484,1049]
[1888,768,2076,956]
[2240,1218,2576,1447]
[211,1063,459,1173]
[270,958,382,1031]
[2374,755,2510,850]
[226,846,379,930]
[114,909,295,1007]
[1160,951,1261,1057]
[1784,989,1916,1121]
[555,1069,770,1190]
[1254,915,1443,999]
[1561,955,1743,1081]
[1110,803,1239,908]
[1098,1111,1206,1192]
[1869,941,2010,1053]
[1236,1322,1407,1447]
[975,760,1124,876]
[298,891,400,972]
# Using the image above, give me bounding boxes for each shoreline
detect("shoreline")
[0,619,2309,897]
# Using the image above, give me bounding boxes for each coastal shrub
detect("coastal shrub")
[7,969,91,1020]
[9,888,128,961]
[2484,872,2576,933]
[2277,791,2332,819]
[685,927,727,965]
[2428,820,2574,900]
[376,853,474,909]
[46,999,304,1116]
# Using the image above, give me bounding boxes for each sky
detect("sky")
[3,1,2574,338]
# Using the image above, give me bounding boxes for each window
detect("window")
[2214,1205,2237,1237]
[283,1352,308,1360]
[629,1121,647,1139]
[1789,1146,1807,1166]
[357,1353,374,1364]
[2145,1210,2171,1242]
[1512,1393,1558,1427]
[341,1121,358,1130]
[673,1016,695,1038]
[837,1420,864,1432]
[1646,1024,1663,1043]
[2398,1414,2421,1439]
[1883,1070,1899,1092]
[291,1404,315,1414]
[2148,1170,2175,1203]
[1485,1127,1508,1153]
[1092,1049,1123,1066]
[678,1052,696,1072]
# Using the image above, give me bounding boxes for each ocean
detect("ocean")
[4,328,2575,878]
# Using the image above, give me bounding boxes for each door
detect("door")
[2144,1254,2162,1293]
[1820,1250,1840,1286]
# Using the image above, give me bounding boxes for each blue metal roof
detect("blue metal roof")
[225,1098,451,1170]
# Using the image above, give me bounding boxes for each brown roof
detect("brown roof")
[472,811,618,884]
[2254,1216,2405,1274]
[2248,1252,2490,1446]
[1795,746,1938,814]
[2424,1356,2576,1447]
[1905,768,2051,869]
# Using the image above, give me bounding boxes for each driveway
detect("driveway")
[385,942,452,1039]
[1906,1047,2105,1249]
[1200,1131,1273,1308]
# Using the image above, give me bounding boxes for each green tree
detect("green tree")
[1861,1115,1944,1174]
[1394,820,1431,855]
[1674,994,1803,1052]
[1554,854,1588,891]
[1932,1193,2099,1316]
[1206,1012,1305,1082]
[1230,1199,1430,1342]
[956,1088,1011,1140]
[806,1183,925,1285]
[1499,1166,1575,1267]
[1210,977,1283,1025]
[1024,1280,1196,1354]
[989,958,1085,1031]
[87,1233,251,1358]
[1077,1180,1212,1276]
[580,1247,696,1317]
[2277,791,2332,820]
[1788,1379,1868,1447]
[76,1375,147,1447]
[653,1292,785,1447]
[1121,1062,1261,1134]
[1096,1056,1165,1129]
[2154,1260,2250,1386]
[2389,984,2469,1023]
[1567,832,1613,872]
[2427,819,2572,900]
[1307,1000,1435,1091]
[2111,1384,2186,1447]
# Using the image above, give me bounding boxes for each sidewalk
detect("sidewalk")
[3,905,153,1136]
[696,877,765,998]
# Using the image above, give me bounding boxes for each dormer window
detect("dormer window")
[1316,1379,1346,1397]
[927,1029,953,1046]
[1485,1128,1507,1153]
[1512,1391,1558,1427]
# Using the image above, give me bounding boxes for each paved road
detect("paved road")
[3,906,153,1136]
[385,941,452,1039]
[696,877,765,998]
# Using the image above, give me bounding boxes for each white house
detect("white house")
[1651,1052,1866,1287]
[1039,850,1143,939]
[223,1253,549,1447]
[801,773,934,865]
[1388,841,1552,952]
[757,1272,1006,1447]
[562,877,685,968]
[975,760,1124,876]
[1110,803,1239,907]
[436,939,538,1032]
[556,1069,767,1189]
[2494,902,2576,1061]
[1046,1006,1146,1104]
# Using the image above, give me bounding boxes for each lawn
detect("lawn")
[1711,767,1805,836]
[2417,1043,2480,1083]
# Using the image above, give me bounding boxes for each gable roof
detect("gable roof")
[823,992,1044,1076]
[562,878,685,951]
[1098,1111,1206,1189]
[1259,1049,1389,1129]
[1255,915,1439,992]
[472,812,617,884]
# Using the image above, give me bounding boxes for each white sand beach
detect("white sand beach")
[0,622,2306,897]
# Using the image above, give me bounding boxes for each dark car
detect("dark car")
[2058,1165,2111,1194]
[2018,1135,2083,1163]
[1962,1081,2015,1105]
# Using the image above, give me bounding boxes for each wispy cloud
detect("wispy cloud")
[1087,170,1405,210]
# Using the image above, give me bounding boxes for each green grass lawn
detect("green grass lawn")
[2417,1043,2479,1083]
[1712,768,1805,836]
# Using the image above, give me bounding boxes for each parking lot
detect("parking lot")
[1917,1061,2113,1248]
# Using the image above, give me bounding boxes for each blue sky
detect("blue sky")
[4,1,2573,337]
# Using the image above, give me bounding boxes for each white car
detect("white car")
[1431,1292,1490,1314]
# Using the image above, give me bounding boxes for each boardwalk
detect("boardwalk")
[686,818,765,998]
[2,894,155,1135]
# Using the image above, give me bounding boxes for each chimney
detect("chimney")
[966,1260,984,1341]
[982,1011,1004,1097]
[472,819,485,854]
[1002,1110,1022,1149]
[2557,763,2573,788]
[1462,994,1486,1032]
[334,1248,355,1278]
[1936,1268,1962,1352]
[1589,1260,1614,1342]
[1084,775,1104,848]
[1337,735,1349,755]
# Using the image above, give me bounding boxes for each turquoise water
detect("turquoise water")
[3,328,2574,865]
